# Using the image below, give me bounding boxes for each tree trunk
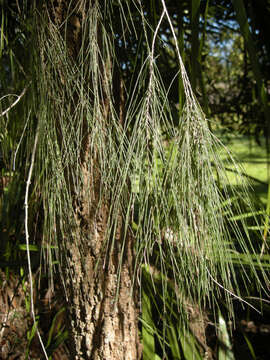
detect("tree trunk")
[42,1,140,358]
[64,207,140,359]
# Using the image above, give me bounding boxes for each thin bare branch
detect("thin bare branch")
[24,126,49,360]
[1,86,28,117]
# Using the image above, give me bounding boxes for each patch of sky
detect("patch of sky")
[206,19,239,63]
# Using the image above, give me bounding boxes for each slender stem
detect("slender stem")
[0,85,28,117]
[206,268,261,314]
[25,125,49,360]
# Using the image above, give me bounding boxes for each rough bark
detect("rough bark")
[44,1,140,358]
[64,203,139,359]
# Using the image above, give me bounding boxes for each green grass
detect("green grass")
[218,134,269,203]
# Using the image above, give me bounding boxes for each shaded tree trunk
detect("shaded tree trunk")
[42,1,140,358]
[64,206,139,359]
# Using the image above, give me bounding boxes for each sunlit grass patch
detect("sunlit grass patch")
[217,134,268,203]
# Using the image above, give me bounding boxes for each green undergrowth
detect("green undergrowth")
[217,133,269,204]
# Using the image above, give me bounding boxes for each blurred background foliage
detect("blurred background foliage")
[1,0,270,359]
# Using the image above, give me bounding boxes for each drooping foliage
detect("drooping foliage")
[0,0,269,358]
